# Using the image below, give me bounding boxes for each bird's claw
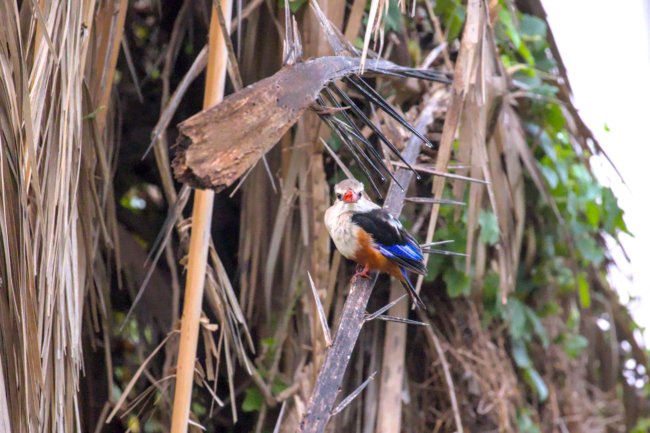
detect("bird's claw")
[352,265,371,281]
[352,273,370,282]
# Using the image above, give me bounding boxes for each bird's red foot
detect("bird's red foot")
[352,264,371,281]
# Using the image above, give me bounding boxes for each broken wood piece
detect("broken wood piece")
[172,55,449,192]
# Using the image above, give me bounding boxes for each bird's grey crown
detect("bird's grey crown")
[334,179,364,195]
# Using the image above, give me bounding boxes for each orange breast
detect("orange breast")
[354,230,402,279]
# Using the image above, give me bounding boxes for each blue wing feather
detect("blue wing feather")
[377,241,426,275]
[379,242,423,262]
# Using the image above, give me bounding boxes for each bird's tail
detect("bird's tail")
[400,268,426,310]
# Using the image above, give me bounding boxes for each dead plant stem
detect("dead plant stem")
[297,92,440,433]
[169,0,232,432]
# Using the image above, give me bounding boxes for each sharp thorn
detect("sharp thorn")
[405,197,466,206]
[375,315,429,326]
[329,83,419,178]
[320,113,383,197]
[347,76,436,149]
[330,372,377,416]
[421,248,467,257]
[419,240,455,247]
[365,294,408,321]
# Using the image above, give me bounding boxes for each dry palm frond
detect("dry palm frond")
[174,0,447,194]
[172,55,448,192]
[0,1,122,431]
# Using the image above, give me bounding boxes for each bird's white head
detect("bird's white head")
[334,179,365,204]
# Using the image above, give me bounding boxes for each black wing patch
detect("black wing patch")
[351,209,426,275]
[351,209,403,245]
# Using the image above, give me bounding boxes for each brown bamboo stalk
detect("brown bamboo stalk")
[415,0,483,294]
[169,0,232,432]
[374,281,407,433]
[298,93,440,433]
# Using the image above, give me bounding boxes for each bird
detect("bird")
[324,179,427,309]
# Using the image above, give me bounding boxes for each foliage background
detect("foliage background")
[0,0,648,432]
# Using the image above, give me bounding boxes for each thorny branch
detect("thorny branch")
[297,93,442,433]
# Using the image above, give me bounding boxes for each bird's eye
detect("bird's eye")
[336,193,342,200]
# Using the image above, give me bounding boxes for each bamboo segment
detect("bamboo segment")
[169,0,232,432]
[374,282,407,433]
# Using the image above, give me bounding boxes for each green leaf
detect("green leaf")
[443,268,471,297]
[585,201,600,228]
[566,307,580,330]
[407,39,422,66]
[631,417,650,433]
[271,378,288,395]
[601,187,630,234]
[508,299,527,341]
[281,0,308,12]
[545,103,565,132]
[517,409,542,433]
[327,133,342,152]
[523,367,548,402]
[575,234,604,265]
[517,42,534,66]
[498,9,521,49]
[497,10,535,64]
[482,272,502,320]
[192,401,207,416]
[539,164,558,189]
[134,25,149,41]
[538,301,560,318]
[384,0,403,32]
[242,387,264,412]
[447,4,466,41]
[524,307,549,347]
[556,265,574,293]
[570,164,592,186]
[435,0,465,41]
[515,72,542,90]
[536,55,556,72]
[562,333,588,359]
[553,158,570,186]
[577,273,591,309]
[615,212,631,234]
[511,339,531,368]
[520,14,547,39]
[531,82,559,97]
[261,337,276,350]
[478,210,500,245]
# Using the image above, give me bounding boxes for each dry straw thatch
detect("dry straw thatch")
[0,1,125,431]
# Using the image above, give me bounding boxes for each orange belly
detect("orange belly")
[353,230,402,279]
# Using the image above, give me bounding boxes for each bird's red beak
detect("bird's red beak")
[343,191,355,203]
